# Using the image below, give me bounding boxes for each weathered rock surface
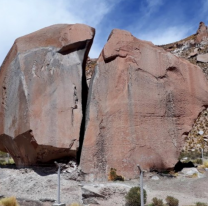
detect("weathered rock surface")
[80,29,208,181]
[197,53,208,63]
[196,22,208,43]
[161,22,208,152]
[0,24,95,166]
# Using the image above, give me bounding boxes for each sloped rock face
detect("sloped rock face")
[0,24,95,166]
[80,29,208,181]
[161,22,208,152]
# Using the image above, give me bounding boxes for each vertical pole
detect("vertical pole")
[137,165,144,206]
[140,170,144,206]
[58,165,61,204]
[201,148,204,165]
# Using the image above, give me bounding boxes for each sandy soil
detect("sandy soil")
[0,166,208,206]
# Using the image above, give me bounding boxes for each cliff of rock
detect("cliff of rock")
[161,22,208,153]
[80,29,208,180]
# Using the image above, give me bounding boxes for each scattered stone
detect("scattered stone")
[82,187,105,199]
[83,198,99,204]
[197,53,208,62]
[151,175,159,180]
[181,168,199,176]
[39,198,55,202]
[188,48,198,58]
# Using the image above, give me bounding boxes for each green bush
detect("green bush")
[166,196,179,206]
[0,151,7,158]
[151,197,164,206]
[125,186,147,206]
[194,158,202,164]
[196,202,208,206]
[0,158,15,165]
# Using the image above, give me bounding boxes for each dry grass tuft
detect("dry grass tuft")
[69,203,82,206]
[0,197,19,206]
[203,160,208,168]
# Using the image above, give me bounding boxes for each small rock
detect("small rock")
[188,48,198,58]
[83,198,99,204]
[39,198,55,202]
[181,168,199,176]
[151,175,159,180]
[197,53,208,62]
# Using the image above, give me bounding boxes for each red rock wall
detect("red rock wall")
[80,29,208,181]
[0,24,95,166]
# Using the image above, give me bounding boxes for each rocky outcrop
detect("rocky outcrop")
[161,22,208,152]
[161,22,208,77]
[86,57,97,86]
[80,29,208,181]
[0,24,95,166]
[196,22,208,43]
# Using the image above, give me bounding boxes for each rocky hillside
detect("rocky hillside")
[161,22,208,77]
[161,22,208,152]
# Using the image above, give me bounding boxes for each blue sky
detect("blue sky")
[0,0,207,65]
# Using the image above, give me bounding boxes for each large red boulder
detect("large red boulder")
[80,29,208,181]
[0,24,95,166]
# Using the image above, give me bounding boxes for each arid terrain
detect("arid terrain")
[1,21,208,206]
[0,164,208,206]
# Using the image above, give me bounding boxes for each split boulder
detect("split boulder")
[0,24,95,166]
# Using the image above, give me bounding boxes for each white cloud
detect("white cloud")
[0,0,119,65]
[145,0,164,9]
[138,26,192,45]
[143,0,164,18]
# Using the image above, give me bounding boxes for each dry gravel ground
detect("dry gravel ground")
[0,166,208,206]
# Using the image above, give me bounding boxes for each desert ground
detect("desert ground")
[0,164,208,206]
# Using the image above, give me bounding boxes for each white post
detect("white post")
[57,165,61,204]
[54,162,65,206]
[201,148,204,165]
[137,165,144,206]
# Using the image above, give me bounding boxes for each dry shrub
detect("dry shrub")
[166,196,179,206]
[108,168,124,181]
[0,197,19,206]
[203,160,208,168]
[125,186,147,206]
[69,203,82,206]
[190,173,198,178]
[196,202,208,206]
[152,197,164,206]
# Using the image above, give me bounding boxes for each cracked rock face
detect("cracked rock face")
[80,29,208,181]
[0,24,95,166]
